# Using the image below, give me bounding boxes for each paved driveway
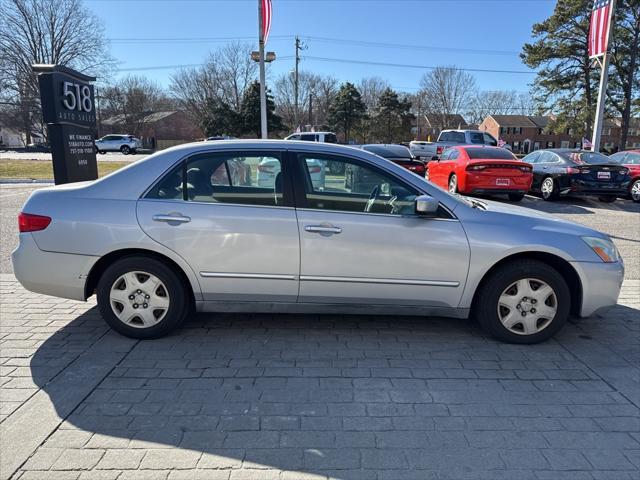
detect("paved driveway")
[1,184,639,479]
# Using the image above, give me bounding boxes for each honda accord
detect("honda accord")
[12,140,624,344]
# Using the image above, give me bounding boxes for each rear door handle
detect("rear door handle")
[153,214,191,224]
[305,225,342,235]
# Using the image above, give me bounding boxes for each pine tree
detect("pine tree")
[372,88,414,143]
[240,81,284,138]
[328,82,366,143]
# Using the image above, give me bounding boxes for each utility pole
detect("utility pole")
[294,36,302,131]
[308,92,313,128]
[258,0,268,139]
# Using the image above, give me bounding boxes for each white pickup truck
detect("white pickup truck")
[410,129,502,160]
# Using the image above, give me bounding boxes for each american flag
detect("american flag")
[588,0,613,58]
[261,0,273,45]
[582,137,593,150]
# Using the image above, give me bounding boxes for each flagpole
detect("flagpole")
[590,0,616,152]
[258,0,268,139]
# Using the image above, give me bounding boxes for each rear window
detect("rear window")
[364,145,412,159]
[324,133,337,143]
[559,151,611,165]
[465,148,517,160]
[612,152,640,165]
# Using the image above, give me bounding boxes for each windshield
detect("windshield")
[465,147,517,160]
[364,145,412,159]
[559,151,612,165]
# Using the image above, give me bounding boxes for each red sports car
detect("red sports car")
[427,146,533,201]
[609,149,640,203]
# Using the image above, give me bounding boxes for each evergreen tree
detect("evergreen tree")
[371,88,414,143]
[240,81,283,138]
[328,82,366,143]
[200,97,243,137]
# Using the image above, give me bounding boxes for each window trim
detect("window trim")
[290,150,453,219]
[143,149,295,208]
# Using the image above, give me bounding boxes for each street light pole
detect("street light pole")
[294,36,301,130]
[258,0,268,139]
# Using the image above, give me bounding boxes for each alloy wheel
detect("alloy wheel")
[448,175,457,193]
[541,178,554,199]
[109,271,170,328]
[631,180,640,202]
[497,278,557,335]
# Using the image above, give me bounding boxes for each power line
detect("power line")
[303,56,536,75]
[109,35,293,44]
[89,0,554,3]
[115,56,295,72]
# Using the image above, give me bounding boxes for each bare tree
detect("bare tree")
[99,76,174,136]
[418,66,477,130]
[466,90,518,124]
[169,43,256,125]
[0,0,112,143]
[273,72,338,130]
[358,77,391,111]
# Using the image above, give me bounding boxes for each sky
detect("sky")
[86,0,558,95]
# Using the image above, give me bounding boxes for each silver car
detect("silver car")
[12,140,624,344]
[95,134,141,155]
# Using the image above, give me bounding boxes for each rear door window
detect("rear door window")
[469,132,484,144]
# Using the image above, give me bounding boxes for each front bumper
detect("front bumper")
[11,234,99,301]
[571,260,625,317]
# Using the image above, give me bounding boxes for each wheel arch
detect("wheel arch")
[84,248,196,308]
[471,251,582,318]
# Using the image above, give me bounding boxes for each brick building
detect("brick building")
[479,115,640,154]
[101,111,203,150]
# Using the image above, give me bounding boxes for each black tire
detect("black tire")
[474,259,571,344]
[130,148,137,155]
[541,177,558,201]
[98,150,106,155]
[448,174,458,194]
[508,193,525,202]
[96,256,190,339]
[630,179,640,203]
[120,145,130,155]
[598,195,617,203]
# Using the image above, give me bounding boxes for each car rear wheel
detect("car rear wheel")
[508,193,525,202]
[474,260,570,344]
[448,174,458,194]
[96,256,190,339]
[120,145,130,155]
[540,177,558,201]
[629,179,640,203]
[598,195,617,203]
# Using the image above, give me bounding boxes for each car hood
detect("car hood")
[477,199,607,238]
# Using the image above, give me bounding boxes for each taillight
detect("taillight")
[467,165,487,171]
[18,213,51,232]
[308,167,322,174]
[436,146,444,155]
[519,166,532,173]
[566,167,580,174]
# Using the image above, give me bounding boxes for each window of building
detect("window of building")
[546,141,555,148]
[561,141,570,148]
[513,127,522,134]
[538,128,543,135]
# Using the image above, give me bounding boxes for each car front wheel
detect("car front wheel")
[629,179,640,203]
[474,260,570,344]
[448,174,458,194]
[96,256,190,339]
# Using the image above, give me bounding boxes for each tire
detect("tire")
[508,193,525,202]
[130,149,137,155]
[598,195,617,203]
[474,259,571,344]
[540,177,558,201]
[629,179,640,203]
[120,145,130,155]
[448,174,458,194]
[96,256,190,339]
[98,150,106,155]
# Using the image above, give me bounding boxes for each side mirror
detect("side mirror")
[415,195,439,216]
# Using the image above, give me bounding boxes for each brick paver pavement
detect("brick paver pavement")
[1,274,639,480]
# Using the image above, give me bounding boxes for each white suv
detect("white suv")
[285,131,337,143]
[95,135,142,155]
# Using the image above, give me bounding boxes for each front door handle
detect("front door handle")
[153,214,191,224]
[305,225,342,235]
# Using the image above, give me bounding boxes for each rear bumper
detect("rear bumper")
[11,234,98,301]
[561,178,630,197]
[462,173,532,194]
[469,188,528,195]
[571,260,624,317]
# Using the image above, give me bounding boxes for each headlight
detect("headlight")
[582,236,620,263]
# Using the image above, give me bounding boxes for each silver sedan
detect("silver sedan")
[12,140,624,343]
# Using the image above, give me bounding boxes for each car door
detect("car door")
[428,149,448,186]
[523,151,542,190]
[137,149,300,302]
[534,151,562,189]
[292,151,470,308]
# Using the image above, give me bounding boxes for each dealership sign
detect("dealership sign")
[33,64,98,184]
